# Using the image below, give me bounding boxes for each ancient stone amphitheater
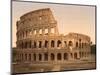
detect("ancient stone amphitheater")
[14,8,92,72]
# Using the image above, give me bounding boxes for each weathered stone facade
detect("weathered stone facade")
[15,8,91,64]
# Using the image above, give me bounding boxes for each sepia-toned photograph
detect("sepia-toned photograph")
[12,0,96,74]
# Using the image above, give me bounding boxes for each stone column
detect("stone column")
[48,53,50,62]
[36,53,39,61]
[55,53,57,62]
[42,40,45,48]
[48,28,51,35]
[41,53,44,61]
[22,53,24,62]
[49,40,51,49]
[77,52,80,59]
[55,40,57,48]
[62,40,65,48]
[61,53,64,62]
[27,54,29,62]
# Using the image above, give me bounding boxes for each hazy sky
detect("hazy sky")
[12,1,96,47]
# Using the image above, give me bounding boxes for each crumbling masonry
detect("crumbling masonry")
[16,8,91,64]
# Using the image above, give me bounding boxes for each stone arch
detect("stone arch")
[70,53,73,58]
[79,52,81,58]
[29,41,31,48]
[39,41,42,48]
[64,53,68,60]
[34,30,36,35]
[51,53,55,60]
[76,42,78,47]
[39,29,42,34]
[74,53,77,59]
[45,28,48,34]
[64,41,67,47]
[79,39,81,42]
[79,43,81,48]
[34,41,36,48]
[57,40,62,47]
[39,54,42,61]
[79,39,82,48]
[51,40,55,47]
[33,54,36,61]
[44,53,48,61]
[25,54,27,61]
[68,41,73,46]
[45,40,48,48]
[57,53,61,60]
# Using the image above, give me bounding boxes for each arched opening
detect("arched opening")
[64,41,67,47]
[34,41,36,48]
[82,43,84,48]
[29,54,31,61]
[22,42,23,49]
[39,41,42,48]
[51,40,55,47]
[57,40,62,47]
[29,41,31,48]
[45,40,48,48]
[57,53,61,60]
[64,53,68,60]
[34,30,36,35]
[79,52,81,58]
[33,54,36,61]
[79,39,81,42]
[25,42,27,48]
[25,54,27,61]
[74,53,77,59]
[76,42,78,47]
[44,53,48,61]
[68,41,73,46]
[79,39,81,48]
[51,53,55,60]
[79,43,81,48]
[39,29,42,34]
[45,29,48,34]
[70,53,73,58]
[39,54,42,61]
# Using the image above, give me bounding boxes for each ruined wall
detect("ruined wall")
[15,8,91,63]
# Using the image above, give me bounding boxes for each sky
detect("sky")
[12,1,96,47]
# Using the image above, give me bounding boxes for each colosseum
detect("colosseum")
[13,8,93,73]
